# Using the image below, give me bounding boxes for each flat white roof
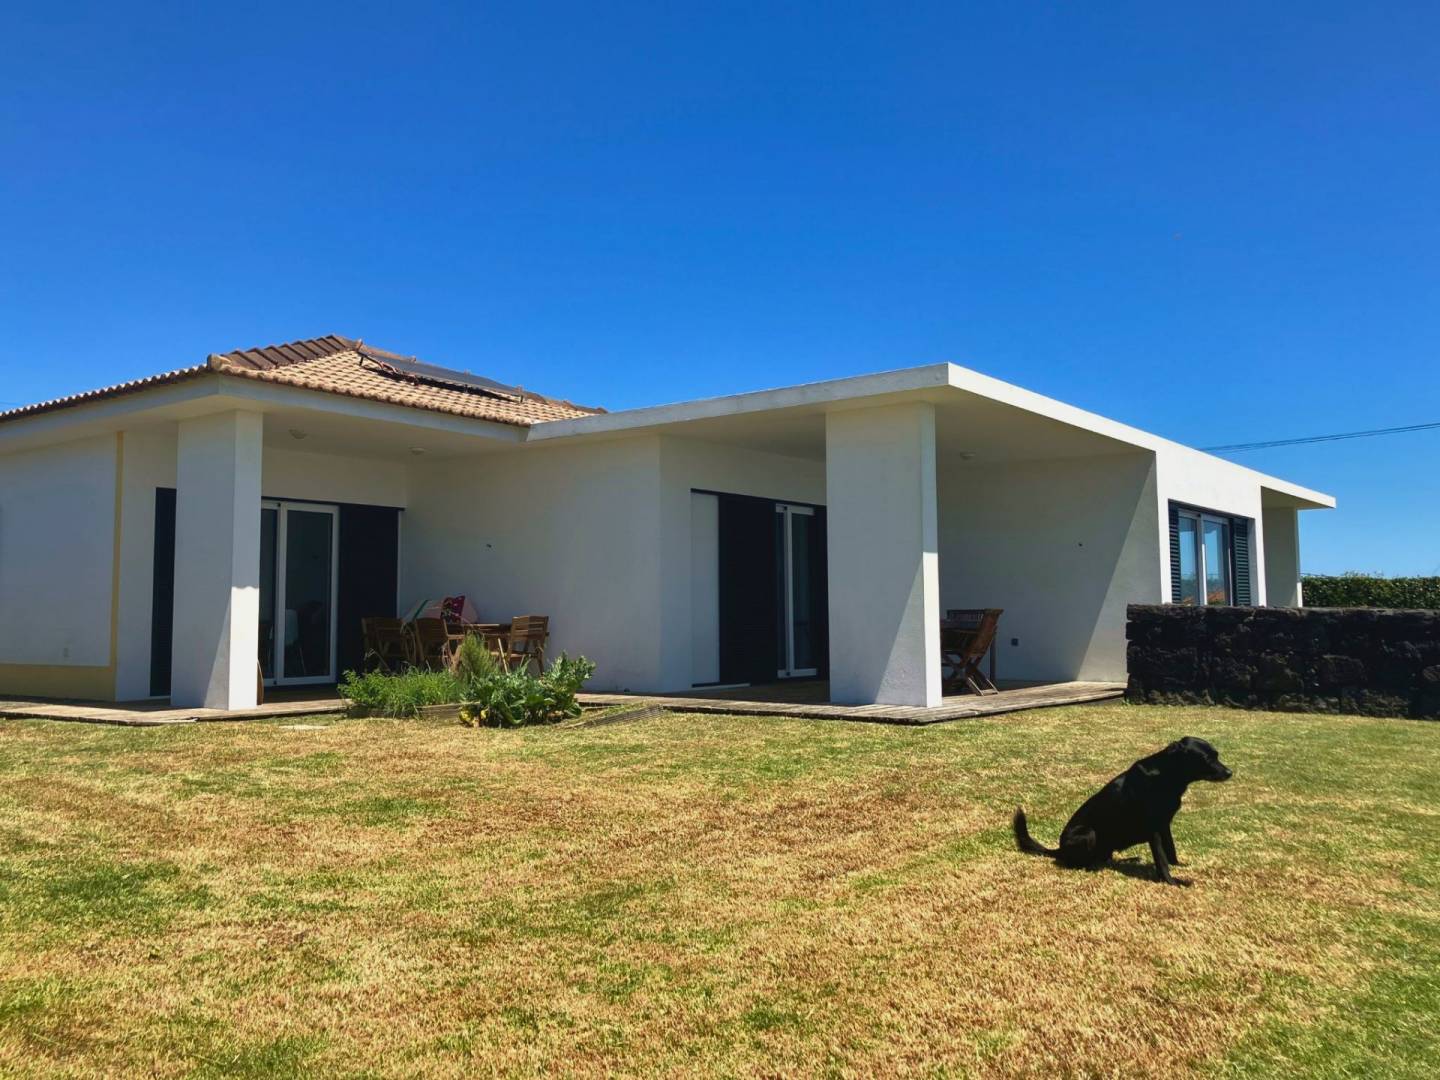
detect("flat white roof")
[529,362,1335,510]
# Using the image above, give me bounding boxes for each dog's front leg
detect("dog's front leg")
[1162,824,1183,866]
[1148,834,1187,886]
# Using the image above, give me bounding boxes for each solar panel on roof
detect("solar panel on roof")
[358,348,526,400]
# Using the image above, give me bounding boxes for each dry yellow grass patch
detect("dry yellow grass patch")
[1,704,1436,1078]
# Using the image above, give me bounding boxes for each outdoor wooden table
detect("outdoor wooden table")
[465,622,512,660]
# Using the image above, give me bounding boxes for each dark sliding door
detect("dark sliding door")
[149,488,177,697]
[336,504,400,677]
[715,493,828,685]
[718,494,778,685]
[150,491,398,696]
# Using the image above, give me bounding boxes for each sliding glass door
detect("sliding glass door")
[259,501,339,685]
[1175,508,1233,606]
[775,503,818,678]
[712,492,827,686]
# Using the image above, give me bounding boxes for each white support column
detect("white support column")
[171,410,263,709]
[826,402,941,706]
[1262,505,1302,608]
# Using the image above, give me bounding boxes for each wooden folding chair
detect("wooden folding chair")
[409,618,452,671]
[361,617,410,672]
[941,608,1003,696]
[440,618,473,670]
[503,615,550,675]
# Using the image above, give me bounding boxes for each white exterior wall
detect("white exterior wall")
[1262,505,1302,608]
[0,434,118,694]
[659,437,826,691]
[114,427,178,699]
[826,403,941,706]
[1155,445,1268,606]
[938,451,1160,684]
[402,437,665,692]
[262,446,408,508]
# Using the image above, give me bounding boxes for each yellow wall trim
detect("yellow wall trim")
[0,664,117,701]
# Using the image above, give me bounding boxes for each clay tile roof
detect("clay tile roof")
[0,335,604,428]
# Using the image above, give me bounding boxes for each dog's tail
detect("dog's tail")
[1012,807,1060,858]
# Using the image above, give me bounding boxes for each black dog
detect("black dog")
[1012,737,1232,886]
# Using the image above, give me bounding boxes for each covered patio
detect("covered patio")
[534,364,1167,708]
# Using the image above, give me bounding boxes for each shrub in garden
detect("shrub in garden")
[452,634,503,693]
[338,634,597,726]
[459,654,598,728]
[1302,573,1440,609]
[337,667,464,718]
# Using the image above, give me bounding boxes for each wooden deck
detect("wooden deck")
[578,679,1125,725]
[2,680,1125,729]
[0,687,347,727]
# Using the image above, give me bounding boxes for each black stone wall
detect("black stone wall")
[1126,605,1440,719]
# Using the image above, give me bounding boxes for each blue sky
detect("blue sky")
[3,2,1437,573]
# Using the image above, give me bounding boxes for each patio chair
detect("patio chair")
[361,617,410,672]
[409,617,452,671]
[941,608,1003,696]
[440,617,475,670]
[502,615,550,675]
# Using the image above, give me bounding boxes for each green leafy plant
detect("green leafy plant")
[1302,573,1440,609]
[337,667,464,718]
[459,654,598,728]
[452,634,504,693]
[338,642,597,727]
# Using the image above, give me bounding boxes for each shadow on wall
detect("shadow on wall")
[938,452,1160,684]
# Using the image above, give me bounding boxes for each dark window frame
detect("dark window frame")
[1168,500,1254,606]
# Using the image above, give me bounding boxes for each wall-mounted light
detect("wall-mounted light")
[958,450,977,461]
[289,428,308,441]
[409,446,428,456]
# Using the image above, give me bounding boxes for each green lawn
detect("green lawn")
[1,703,1436,1078]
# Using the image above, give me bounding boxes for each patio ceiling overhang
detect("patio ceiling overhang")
[1260,485,1334,511]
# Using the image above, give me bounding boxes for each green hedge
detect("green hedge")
[1302,574,1440,609]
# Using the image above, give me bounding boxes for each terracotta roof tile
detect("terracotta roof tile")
[0,335,603,428]
[0,364,212,424]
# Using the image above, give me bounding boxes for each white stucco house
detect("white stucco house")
[0,335,1333,711]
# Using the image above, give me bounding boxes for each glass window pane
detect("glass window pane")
[1203,518,1231,605]
[775,510,787,673]
[791,512,814,670]
[283,510,333,679]
[1177,515,1200,604]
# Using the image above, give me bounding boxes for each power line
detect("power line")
[1202,420,1440,454]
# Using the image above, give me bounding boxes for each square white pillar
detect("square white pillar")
[826,402,941,706]
[171,410,263,709]
[1262,505,1301,608]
